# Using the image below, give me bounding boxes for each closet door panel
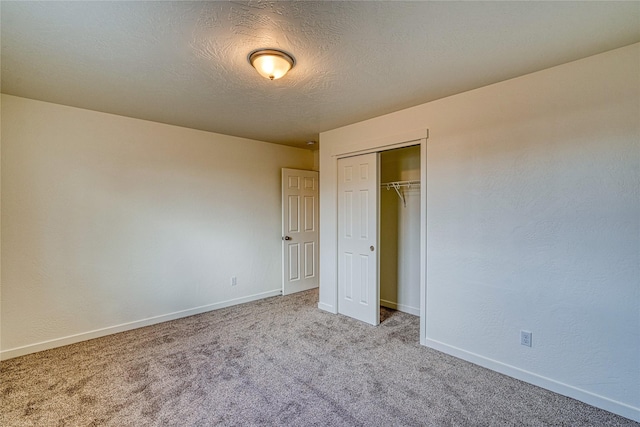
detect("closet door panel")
[337,153,379,325]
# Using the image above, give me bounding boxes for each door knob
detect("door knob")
[283,236,292,241]
[370,245,375,251]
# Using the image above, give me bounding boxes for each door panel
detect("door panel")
[304,197,315,231]
[304,242,315,278]
[338,153,379,325]
[282,169,319,295]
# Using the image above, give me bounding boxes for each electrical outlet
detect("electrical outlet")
[231,276,237,286]
[520,330,532,347]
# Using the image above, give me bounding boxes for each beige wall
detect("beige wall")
[319,43,640,421]
[0,95,314,358]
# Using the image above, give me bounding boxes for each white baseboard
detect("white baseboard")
[380,299,420,316]
[425,338,640,423]
[0,289,282,361]
[317,301,336,314]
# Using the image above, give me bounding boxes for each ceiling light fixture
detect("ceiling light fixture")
[248,48,295,80]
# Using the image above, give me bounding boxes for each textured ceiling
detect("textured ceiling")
[2,1,639,149]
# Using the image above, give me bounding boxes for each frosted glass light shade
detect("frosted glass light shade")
[249,49,295,80]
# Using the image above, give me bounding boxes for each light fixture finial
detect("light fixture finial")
[248,48,295,80]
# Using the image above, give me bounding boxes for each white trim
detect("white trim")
[317,301,336,314]
[0,289,282,361]
[329,129,428,157]
[333,138,425,159]
[425,338,640,423]
[419,136,428,346]
[327,131,428,334]
[380,299,420,316]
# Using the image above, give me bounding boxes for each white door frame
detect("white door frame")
[327,129,428,344]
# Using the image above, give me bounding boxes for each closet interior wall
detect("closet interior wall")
[380,145,421,316]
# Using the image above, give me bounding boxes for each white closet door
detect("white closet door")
[337,153,379,325]
[282,168,319,296]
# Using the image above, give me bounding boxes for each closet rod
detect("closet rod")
[380,180,420,207]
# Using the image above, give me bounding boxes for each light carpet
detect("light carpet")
[1,289,637,426]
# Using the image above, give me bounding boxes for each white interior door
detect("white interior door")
[337,153,379,325]
[282,168,319,296]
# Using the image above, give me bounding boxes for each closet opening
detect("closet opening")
[334,130,427,343]
[379,145,421,322]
